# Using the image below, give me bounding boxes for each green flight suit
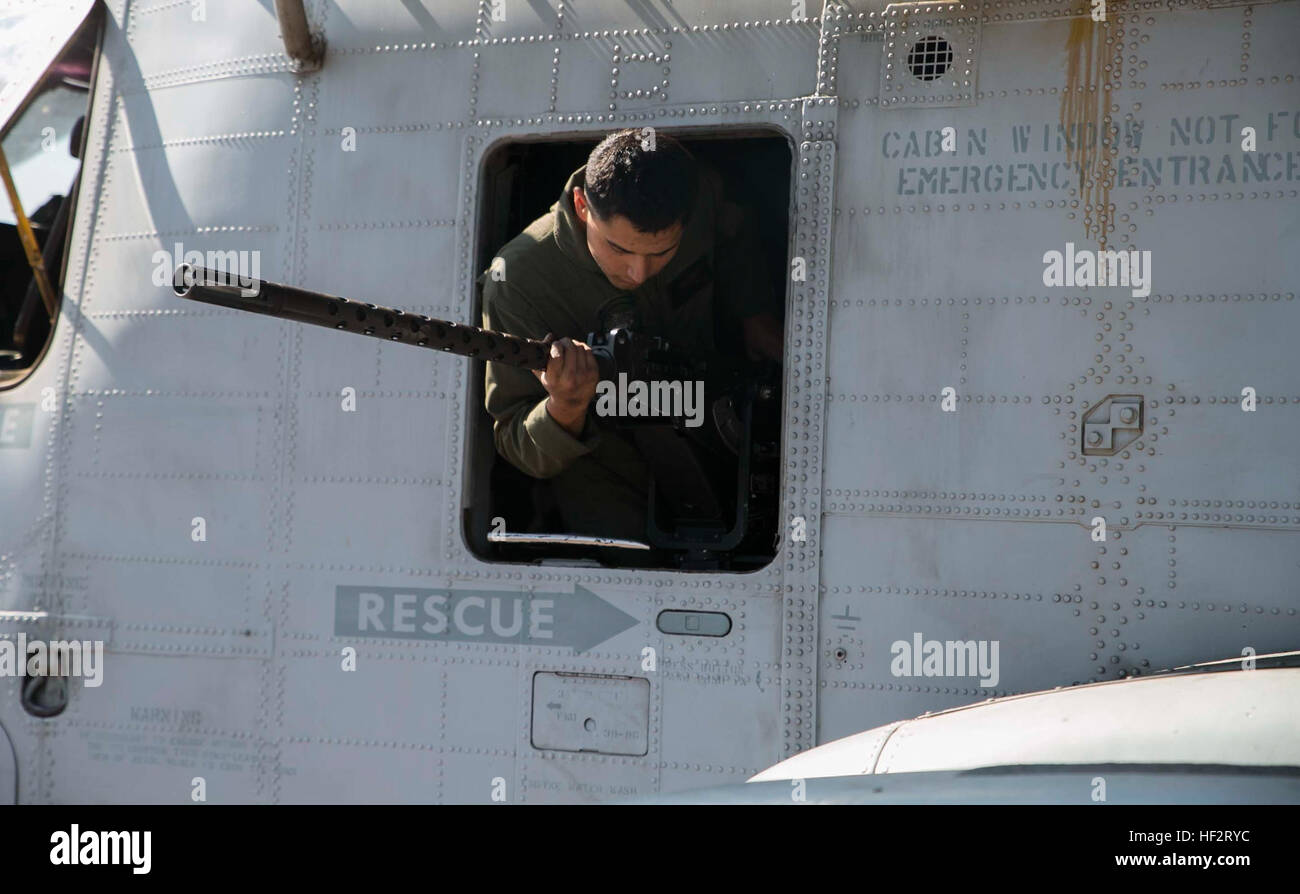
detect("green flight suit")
[479,165,771,541]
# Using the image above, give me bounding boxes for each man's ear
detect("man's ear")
[573,186,589,224]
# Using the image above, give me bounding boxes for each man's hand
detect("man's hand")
[742,312,783,363]
[533,334,599,437]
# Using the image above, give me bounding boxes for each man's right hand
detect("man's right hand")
[533,335,600,437]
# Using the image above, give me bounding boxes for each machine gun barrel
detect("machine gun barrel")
[171,264,551,371]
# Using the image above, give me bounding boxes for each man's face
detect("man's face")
[573,186,683,291]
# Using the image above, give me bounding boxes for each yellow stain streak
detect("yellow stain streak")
[1061,14,1122,249]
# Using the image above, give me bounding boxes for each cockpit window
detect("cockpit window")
[0,0,101,386]
[0,84,85,227]
[464,131,792,572]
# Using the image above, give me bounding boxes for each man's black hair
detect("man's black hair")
[581,129,696,233]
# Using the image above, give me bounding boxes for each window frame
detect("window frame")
[0,1,105,390]
[460,124,798,573]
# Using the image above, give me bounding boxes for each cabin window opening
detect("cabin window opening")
[464,130,793,572]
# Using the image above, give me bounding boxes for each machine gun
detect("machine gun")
[172,264,780,568]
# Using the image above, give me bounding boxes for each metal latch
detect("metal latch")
[1082,394,1144,455]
